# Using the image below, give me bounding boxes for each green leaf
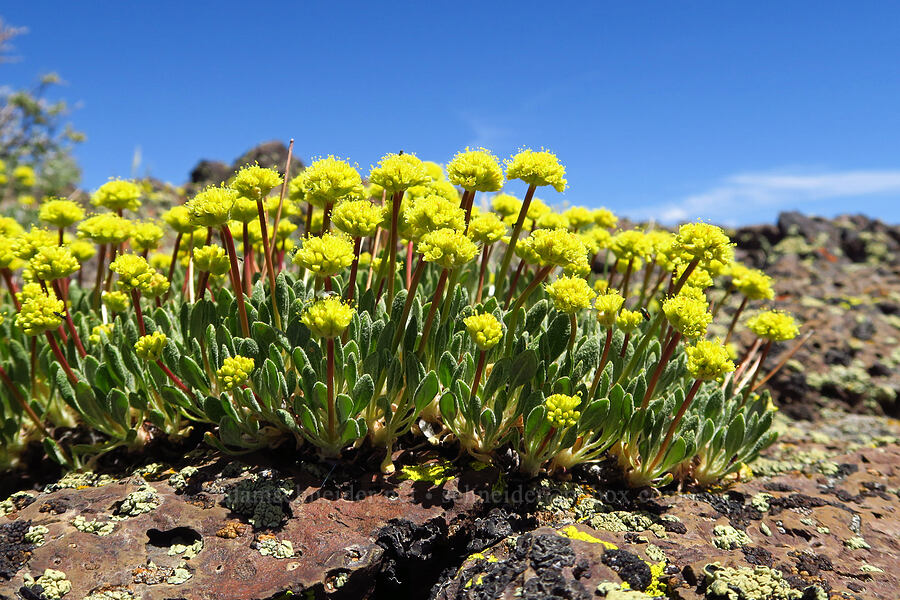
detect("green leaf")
[351,374,374,414]
[544,314,570,362]
[508,349,538,389]
[413,371,439,413]
[724,413,746,457]
[179,356,209,391]
[336,393,354,423]
[439,391,457,422]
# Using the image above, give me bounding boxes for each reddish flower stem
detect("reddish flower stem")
[219,226,251,337]
[45,332,78,385]
[52,279,86,358]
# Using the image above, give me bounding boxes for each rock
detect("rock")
[232,140,304,176]
[852,319,877,341]
[189,159,231,186]
[841,228,868,262]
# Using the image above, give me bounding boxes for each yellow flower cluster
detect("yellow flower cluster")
[13,164,36,187]
[685,338,735,381]
[730,265,774,301]
[504,149,567,192]
[299,156,364,207]
[464,312,503,350]
[545,393,581,429]
[162,206,195,235]
[672,221,734,268]
[89,322,114,345]
[491,193,521,218]
[92,179,142,212]
[562,206,593,231]
[186,185,239,227]
[417,228,479,270]
[68,239,96,263]
[131,222,165,253]
[301,296,355,339]
[15,288,64,336]
[610,229,652,262]
[594,291,625,327]
[0,237,20,269]
[331,199,384,238]
[109,254,167,296]
[662,294,712,339]
[467,212,507,245]
[193,245,231,276]
[447,147,504,192]
[592,208,618,229]
[404,195,465,241]
[292,233,354,278]
[14,227,57,260]
[134,332,168,362]
[39,199,85,228]
[29,246,80,282]
[368,153,431,194]
[217,355,255,391]
[520,228,588,271]
[102,290,130,313]
[616,309,644,332]
[231,164,283,201]
[746,310,799,342]
[77,213,133,245]
[544,275,596,314]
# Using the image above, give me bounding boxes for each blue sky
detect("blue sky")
[4,2,900,225]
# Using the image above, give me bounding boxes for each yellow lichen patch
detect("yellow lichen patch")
[559,525,618,550]
[398,460,456,485]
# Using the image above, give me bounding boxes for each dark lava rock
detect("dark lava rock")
[232,140,304,175]
[0,520,33,580]
[189,159,231,186]
[851,319,877,341]
[601,548,652,590]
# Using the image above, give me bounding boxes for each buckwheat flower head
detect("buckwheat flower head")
[186,185,239,227]
[464,312,503,351]
[673,221,734,268]
[230,196,260,223]
[662,294,712,339]
[0,216,24,237]
[92,179,142,212]
[491,193,522,217]
[527,198,551,220]
[610,229,653,262]
[217,355,255,390]
[102,290,130,313]
[39,198,85,228]
[141,271,170,298]
[616,309,644,333]
[89,323,115,345]
[159,206,192,235]
[675,263,714,290]
[544,393,581,429]
[193,245,231,276]
[110,254,153,291]
[423,161,446,181]
[134,332,168,362]
[29,245,80,281]
[301,296,355,339]
[535,211,570,230]
[67,239,96,263]
[299,156,364,207]
[13,164,36,187]
[467,212,508,245]
[16,282,46,304]
[407,178,460,204]
[563,206,594,230]
[545,275,596,314]
[678,284,707,302]
[131,221,165,252]
[746,310,799,342]
[0,237,20,269]
[16,289,64,336]
[580,227,612,254]
[13,227,56,261]
[504,149,567,192]
[231,164,283,201]
[520,228,588,270]
[417,228,479,270]
[685,338,735,381]
[274,219,297,242]
[404,195,465,241]
[77,213,133,245]
[292,232,355,277]
[368,153,431,194]
[447,147,504,192]
[732,267,774,301]
[592,208,618,229]
[594,291,625,327]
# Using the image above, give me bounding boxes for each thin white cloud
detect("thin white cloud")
[632,169,900,225]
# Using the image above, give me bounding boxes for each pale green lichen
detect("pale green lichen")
[712,525,752,550]
[587,511,668,539]
[807,360,897,408]
[644,543,667,563]
[25,525,49,546]
[0,491,35,515]
[112,485,160,519]
[398,460,456,485]
[704,563,809,600]
[167,563,193,584]
[72,515,115,536]
[844,536,870,550]
[759,521,772,536]
[45,472,115,492]
[83,590,134,600]
[168,466,198,492]
[596,583,656,599]
[23,569,72,599]
[750,493,772,512]
[168,538,203,559]
[257,537,296,559]
[132,462,167,480]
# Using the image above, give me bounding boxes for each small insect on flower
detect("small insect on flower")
[217,355,255,391]
[134,332,168,362]
[746,310,799,342]
[464,312,503,351]
[16,289,64,336]
[544,393,581,429]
